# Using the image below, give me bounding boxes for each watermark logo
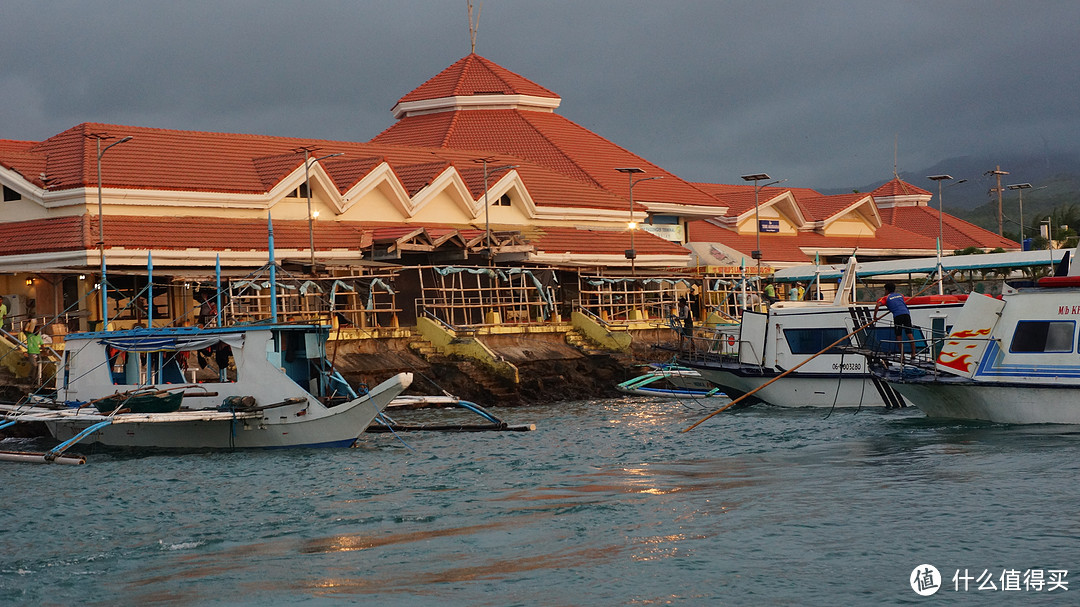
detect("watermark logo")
[911,564,941,596]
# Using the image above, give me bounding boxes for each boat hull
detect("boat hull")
[890,379,1080,424]
[41,372,411,449]
[693,365,905,408]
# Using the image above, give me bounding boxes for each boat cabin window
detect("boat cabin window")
[784,328,851,355]
[1009,320,1075,353]
[107,344,236,385]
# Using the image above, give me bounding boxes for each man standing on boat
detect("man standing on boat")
[873,283,917,363]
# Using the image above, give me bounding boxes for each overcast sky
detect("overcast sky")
[2,1,1077,191]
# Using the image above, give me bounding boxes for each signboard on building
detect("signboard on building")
[759,219,780,233]
[642,223,684,242]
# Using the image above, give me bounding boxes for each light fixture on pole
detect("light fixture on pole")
[616,168,663,275]
[985,166,1009,236]
[302,149,344,274]
[475,159,519,264]
[927,174,964,295]
[92,134,133,326]
[1006,183,1032,246]
[741,173,782,281]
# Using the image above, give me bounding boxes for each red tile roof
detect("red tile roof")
[0,215,374,257]
[374,108,722,209]
[0,214,689,262]
[686,221,813,262]
[797,193,872,222]
[686,218,943,263]
[878,206,1018,251]
[0,216,91,255]
[871,177,931,197]
[0,122,642,213]
[396,54,559,105]
[529,226,688,256]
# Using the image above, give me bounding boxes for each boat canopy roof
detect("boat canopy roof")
[773,249,1066,283]
[66,324,327,352]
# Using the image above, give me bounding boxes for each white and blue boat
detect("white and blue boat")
[881,247,1080,424]
[0,323,411,455]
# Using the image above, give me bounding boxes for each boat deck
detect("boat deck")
[0,404,263,424]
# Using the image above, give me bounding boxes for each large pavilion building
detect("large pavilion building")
[0,53,1015,333]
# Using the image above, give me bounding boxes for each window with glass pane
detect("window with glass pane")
[1009,320,1075,353]
[784,328,851,355]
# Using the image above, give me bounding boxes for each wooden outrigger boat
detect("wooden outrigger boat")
[616,363,726,399]
[0,323,411,461]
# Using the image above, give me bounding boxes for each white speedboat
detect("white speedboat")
[678,257,967,408]
[0,324,411,453]
[883,249,1080,424]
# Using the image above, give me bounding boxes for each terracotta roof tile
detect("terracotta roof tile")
[871,177,931,197]
[530,226,687,256]
[0,215,378,257]
[374,109,722,209]
[879,206,1018,250]
[396,54,559,105]
[686,219,945,262]
[797,193,870,222]
[0,216,91,255]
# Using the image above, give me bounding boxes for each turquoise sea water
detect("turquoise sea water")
[2,397,1079,605]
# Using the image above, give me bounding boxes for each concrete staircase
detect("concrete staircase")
[564,329,608,356]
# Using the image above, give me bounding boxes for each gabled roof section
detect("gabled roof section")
[321,156,384,194]
[392,161,452,197]
[252,153,304,190]
[691,183,820,216]
[798,193,881,229]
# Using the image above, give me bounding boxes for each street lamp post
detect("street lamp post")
[1007,183,1033,247]
[927,175,965,295]
[94,134,133,326]
[616,168,662,275]
[476,159,519,264]
[740,173,776,281]
[303,150,344,274]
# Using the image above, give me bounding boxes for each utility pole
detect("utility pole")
[985,166,1009,236]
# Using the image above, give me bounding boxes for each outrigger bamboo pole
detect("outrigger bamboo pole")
[682,280,941,432]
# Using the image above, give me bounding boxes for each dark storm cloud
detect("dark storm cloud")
[2,1,1077,190]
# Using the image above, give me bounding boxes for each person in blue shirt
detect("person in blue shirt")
[873,282,917,362]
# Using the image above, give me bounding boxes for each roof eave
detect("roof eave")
[392,94,562,119]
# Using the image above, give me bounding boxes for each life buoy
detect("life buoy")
[727,335,736,347]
